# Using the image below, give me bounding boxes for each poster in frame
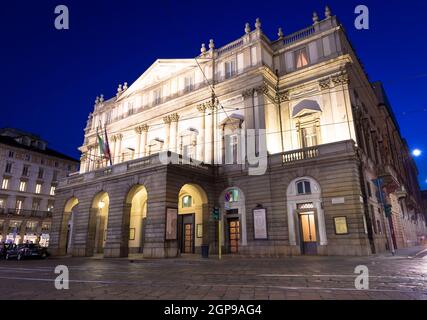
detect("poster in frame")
[253,207,268,240]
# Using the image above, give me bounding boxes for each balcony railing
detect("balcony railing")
[282,146,319,163]
[0,209,52,219]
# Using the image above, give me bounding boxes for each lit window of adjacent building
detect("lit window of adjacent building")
[1,178,9,190]
[32,199,41,211]
[15,199,23,212]
[22,165,30,177]
[0,199,5,209]
[19,181,27,192]
[225,60,236,79]
[47,201,54,212]
[296,180,311,195]
[50,185,56,196]
[5,162,12,174]
[8,151,14,158]
[38,168,44,179]
[35,183,42,194]
[182,195,192,208]
[295,48,309,69]
[42,223,51,232]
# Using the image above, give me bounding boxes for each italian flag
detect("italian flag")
[97,123,112,165]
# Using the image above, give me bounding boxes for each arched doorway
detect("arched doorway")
[125,185,148,254]
[219,187,247,254]
[177,184,208,254]
[286,177,327,255]
[90,192,110,254]
[61,197,78,255]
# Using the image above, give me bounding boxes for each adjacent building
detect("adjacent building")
[50,8,427,258]
[0,128,79,246]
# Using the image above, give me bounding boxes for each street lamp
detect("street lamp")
[412,149,422,157]
[98,200,105,209]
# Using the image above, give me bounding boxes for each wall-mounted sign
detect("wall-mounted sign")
[332,197,345,205]
[334,217,349,235]
[253,208,268,240]
[165,208,178,240]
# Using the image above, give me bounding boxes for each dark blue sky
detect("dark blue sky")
[1,0,426,188]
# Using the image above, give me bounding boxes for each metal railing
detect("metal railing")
[0,209,52,219]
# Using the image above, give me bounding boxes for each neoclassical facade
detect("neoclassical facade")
[50,8,427,258]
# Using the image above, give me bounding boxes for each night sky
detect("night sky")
[1,0,426,188]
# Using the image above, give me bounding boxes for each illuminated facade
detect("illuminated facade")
[0,128,79,246]
[50,8,427,258]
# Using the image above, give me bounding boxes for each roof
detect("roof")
[0,135,79,163]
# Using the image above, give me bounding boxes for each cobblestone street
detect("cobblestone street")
[0,247,426,300]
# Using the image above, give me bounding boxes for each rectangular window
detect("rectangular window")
[1,178,9,190]
[32,199,41,211]
[47,200,54,212]
[366,182,372,198]
[50,185,56,196]
[15,200,23,212]
[295,48,309,69]
[0,199,5,209]
[153,89,161,105]
[8,151,14,158]
[184,75,194,92]
[25,154,31,161]
[35,183,42,194]
[52,171,58,181]
[38,168,44,179]
[5,162,12,174]
[225,60,236,79]
[301,126,318,148]
[22,165,30,177]
[19,181,27,192]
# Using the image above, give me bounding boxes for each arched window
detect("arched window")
[182,195,192,208]
[296,180,311,195]
[225,189,239,203]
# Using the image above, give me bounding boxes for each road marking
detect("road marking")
[258,274,427,280]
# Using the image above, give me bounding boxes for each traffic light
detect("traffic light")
[212,207,220,221]
[384,204,392,218]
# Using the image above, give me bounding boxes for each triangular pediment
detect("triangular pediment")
[117,59,209,101]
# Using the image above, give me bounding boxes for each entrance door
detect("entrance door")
[299,212,317,255]
[228,218,240,254]
[180,214,194,254]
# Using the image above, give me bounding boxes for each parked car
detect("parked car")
[0,244,10,259]
[4,244,22,260]
[5,243,49,260]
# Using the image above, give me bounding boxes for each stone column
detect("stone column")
[163,116,172,151]
[135,127,143,159]
[143,169,182,258]
[204,105,213,164]
[69,197,93,257]
[169,113,180,153]
[116,134,123,163]
[110,136,117,164]
[197,104,207,161]
[104,189,131,258]
[141,124,149,157]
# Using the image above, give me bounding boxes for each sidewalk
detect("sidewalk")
[375,245,427,259]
